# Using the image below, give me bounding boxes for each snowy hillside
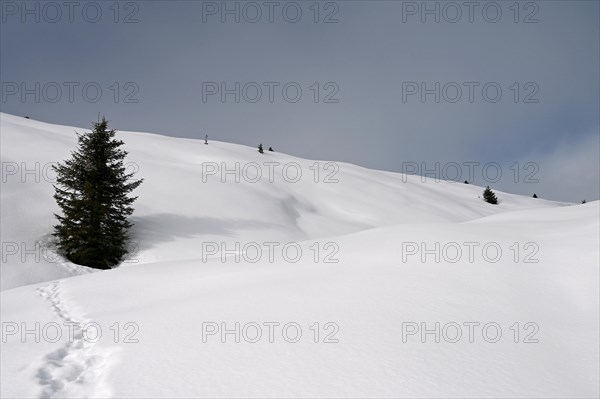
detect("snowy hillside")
[1,113,598,398]
[0,113,564,290]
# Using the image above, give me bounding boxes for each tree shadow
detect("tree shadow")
[129,213,282,251]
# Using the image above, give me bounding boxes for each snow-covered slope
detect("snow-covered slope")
[1,113,562,290]
[1,113,598,398]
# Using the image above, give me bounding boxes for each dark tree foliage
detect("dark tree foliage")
[268,147,274,152]
[533,193,538,198]
[464,180,469,184]
[52,117,143,269]
[582,200,587,204]
[258,143,264,154]
[483,186,498,205]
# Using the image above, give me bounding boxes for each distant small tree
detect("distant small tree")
[464,180,469,184]
[204,134,208,145]
[582,200,586,204]
[258,143,264,154]
[483,186,498,205]
[268,147,274,152]
[52,117,143,269]
[533,193,538,198]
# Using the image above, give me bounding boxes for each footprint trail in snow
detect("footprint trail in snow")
[35,281,115,399]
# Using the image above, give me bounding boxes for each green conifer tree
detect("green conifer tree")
[52,117,143,269]
[483,186,498,205]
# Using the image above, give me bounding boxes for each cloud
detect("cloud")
[505,131,600,202]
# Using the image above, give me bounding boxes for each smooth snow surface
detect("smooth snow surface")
[1,113,598,398]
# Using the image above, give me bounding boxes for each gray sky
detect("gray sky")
[1,0,598,202]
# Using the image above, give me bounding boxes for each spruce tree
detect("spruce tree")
[258,143,264,154]
[52,117,143,269]
[533,193,538,198]
[268,147,274,152]
[483,186,498,205]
